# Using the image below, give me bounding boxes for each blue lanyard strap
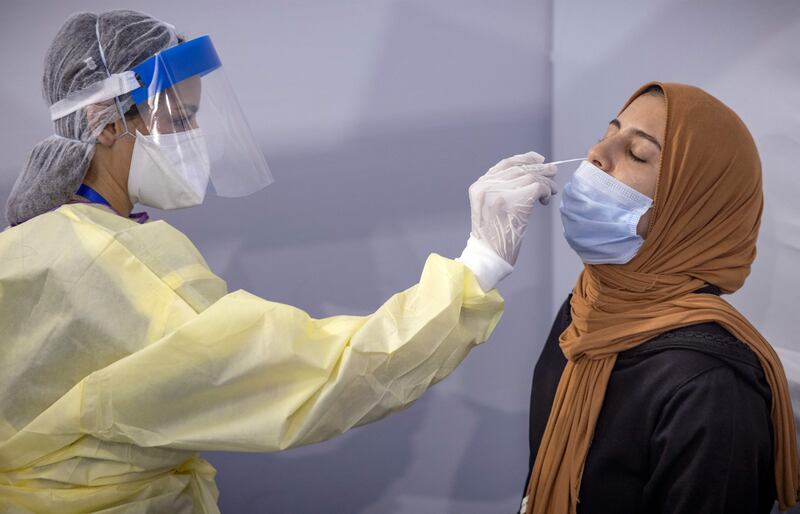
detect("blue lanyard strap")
[75,184,112,208]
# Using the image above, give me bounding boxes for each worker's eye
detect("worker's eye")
[173,118,191,130]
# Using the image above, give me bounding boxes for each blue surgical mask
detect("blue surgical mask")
[559,160,653,264]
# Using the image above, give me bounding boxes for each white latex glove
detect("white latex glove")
[469,151,557,265]
[457,151,557,291]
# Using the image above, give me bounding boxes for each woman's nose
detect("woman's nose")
[587,140,612,173]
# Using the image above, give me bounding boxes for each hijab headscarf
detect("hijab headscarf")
[525,82,799,513]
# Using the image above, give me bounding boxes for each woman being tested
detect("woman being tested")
[520,83,799,514]
[0,10,558,513]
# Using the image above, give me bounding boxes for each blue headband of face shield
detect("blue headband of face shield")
[130,35,221,105]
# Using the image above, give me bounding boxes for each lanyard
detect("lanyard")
[76,184,112,208]
[72,184,150,224]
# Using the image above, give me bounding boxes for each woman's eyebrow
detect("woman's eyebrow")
[609,118,662,151]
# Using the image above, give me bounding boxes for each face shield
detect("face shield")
[48,35,273,204]
[129,36,272,198]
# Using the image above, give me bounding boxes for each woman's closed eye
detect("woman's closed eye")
[629,150,647,163]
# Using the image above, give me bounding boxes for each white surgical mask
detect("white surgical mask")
[559,160,653,264]
[127,128,211,210]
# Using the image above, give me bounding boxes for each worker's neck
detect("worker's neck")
[82,152,133,217]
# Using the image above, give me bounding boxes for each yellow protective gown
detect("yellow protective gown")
[0,203,504,513]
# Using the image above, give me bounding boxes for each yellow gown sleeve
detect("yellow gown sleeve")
[78,252,504,452]
[0,205,503,467]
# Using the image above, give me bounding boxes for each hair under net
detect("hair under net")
[6,10,179,226]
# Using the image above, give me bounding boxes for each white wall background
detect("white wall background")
[2,0,798,512]
[0,1,551,513]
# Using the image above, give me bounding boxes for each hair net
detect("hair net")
[6,10,179,226]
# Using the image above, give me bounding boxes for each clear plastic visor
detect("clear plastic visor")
[131,36,272,197]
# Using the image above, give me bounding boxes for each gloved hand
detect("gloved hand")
[468,151,557,266]
[456,151,558,291]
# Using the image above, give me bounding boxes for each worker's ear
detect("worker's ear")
[96,118,129,147]
[86,103,137,147]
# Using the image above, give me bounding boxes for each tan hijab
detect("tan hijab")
[525,82,799,513]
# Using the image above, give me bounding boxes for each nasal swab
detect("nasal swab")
[547,158,584,166]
